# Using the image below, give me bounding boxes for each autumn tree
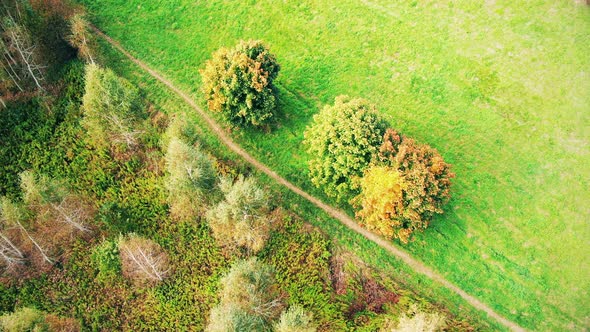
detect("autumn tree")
[206,176,271,254]
[201,40,280,128]
[165,137,216,220]
[353,166,410,241]
[304,96,387,202]
[353,129,454,243]
[207,258,285,332]
[118,234,170,286]
[81,64,144,148]
[274,305,316,332]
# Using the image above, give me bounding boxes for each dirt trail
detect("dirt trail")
[92,26,526,332]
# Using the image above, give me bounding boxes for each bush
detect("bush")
[304,96,387,202]
[207,258,284,332]
[382,305,446,332]
[206,176,271,254]
[118,234,170,286]
[165,137,216,220]
[201,40,280,128]
[274,305,316,332]
[81,64,143,148]
[207,303,268,332]
[0,307,48,332]
[91,238,122,282]
[354,129,454,243]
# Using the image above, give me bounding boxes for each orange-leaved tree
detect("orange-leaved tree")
[354,129,454,243]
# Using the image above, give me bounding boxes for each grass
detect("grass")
[79,0,590,330]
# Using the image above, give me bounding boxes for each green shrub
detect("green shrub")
[274,305,316,332]
[304,96,387,202]
[201,40,280,128]
[91,238,122,282]
[259,218,346,331]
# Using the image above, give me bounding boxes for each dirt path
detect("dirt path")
[92,26,526,332]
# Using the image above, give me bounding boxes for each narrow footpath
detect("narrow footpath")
[92,26,526,332]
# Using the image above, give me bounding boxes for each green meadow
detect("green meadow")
[80,0,590,330]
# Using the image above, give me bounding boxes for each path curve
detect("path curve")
[92,26,525,332]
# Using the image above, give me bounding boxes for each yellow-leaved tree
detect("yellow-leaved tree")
[353,166,410,241]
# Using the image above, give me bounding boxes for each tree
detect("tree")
[81,64,143,148]
[207,303,268,332]
[353,129,454,243]
[274,305,316,332]
[0,196,52,266]
[20,170,92,234]
[0,13,46,93]
[165,137,216,220]
[201,40,280,128]
[304,96,387,202]
[206,176,271,254]
[118,234,170,286]
[352,166,410,241]
[67,13,98,64]
[381,305,446,332]
[0,197,25,272]
[207,258,285,332]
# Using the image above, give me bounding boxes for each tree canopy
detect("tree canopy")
[81,64,143,147]
[201,40,280,128]
[304,95,387,202]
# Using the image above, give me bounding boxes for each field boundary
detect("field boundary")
[91,25,525,332]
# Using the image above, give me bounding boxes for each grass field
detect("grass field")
[80,0,590,330]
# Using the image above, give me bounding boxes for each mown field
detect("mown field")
[79,0,590,330]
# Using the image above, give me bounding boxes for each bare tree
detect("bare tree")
[20,171,92,234]
[49,196,91,233]
[0,196,51,266]
[15,220,52,264]
[67,13,96,64]
[119,234,170,286]
[0,11,45,92]
[0,232,24,271]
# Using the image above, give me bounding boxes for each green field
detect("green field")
[80,0,590,330]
